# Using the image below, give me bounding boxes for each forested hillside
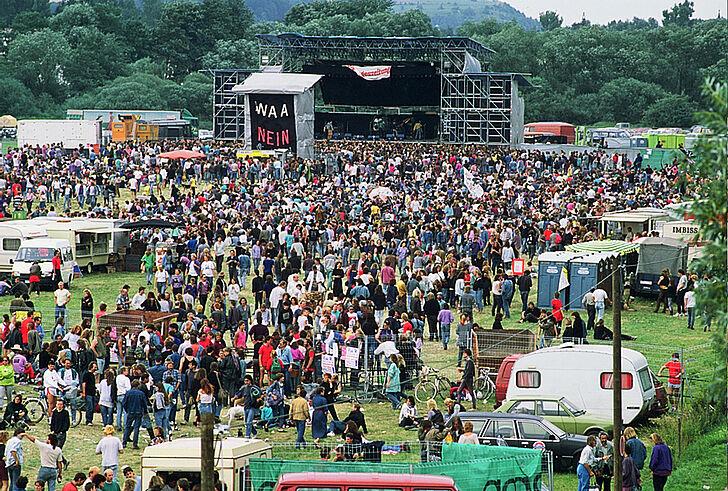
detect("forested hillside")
[0,0,725,126]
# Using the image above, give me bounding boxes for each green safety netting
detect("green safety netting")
[565,239,639,255]
[248,444,543,491]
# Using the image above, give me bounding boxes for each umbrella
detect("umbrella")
[157,150,206,160]
[369,186,394,200]
[120,219,184,230]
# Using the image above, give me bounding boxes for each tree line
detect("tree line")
[0,0,725,127]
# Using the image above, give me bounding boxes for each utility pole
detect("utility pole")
[611,255,623,491]
[200,412,215,491]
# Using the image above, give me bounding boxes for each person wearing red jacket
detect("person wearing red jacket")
[258,336,274,386]
[51,251,63,283]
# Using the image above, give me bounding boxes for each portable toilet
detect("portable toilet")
[536,251,586,309]
[141,437,272,491]
[568,252,616,310]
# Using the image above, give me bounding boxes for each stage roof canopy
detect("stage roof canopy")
[232,73,323,94]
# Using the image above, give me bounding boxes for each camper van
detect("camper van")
[11,238,75,288]
[505,344,657,425]
[141,438,271,491]
[0,222,47,278]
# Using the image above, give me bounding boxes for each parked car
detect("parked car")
[458,411,588,471]
[495,353,523,407]
[274,473,458,491]
[496,396,613,437]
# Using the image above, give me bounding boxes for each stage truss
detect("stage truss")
[211,34,528,145]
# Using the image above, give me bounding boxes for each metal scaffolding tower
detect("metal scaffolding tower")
[211,34,528,144]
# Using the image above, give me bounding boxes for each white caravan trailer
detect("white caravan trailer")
[141,438,271,491]
[506,344,657,425]
[0,222,47,277]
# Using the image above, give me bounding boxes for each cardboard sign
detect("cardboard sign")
[344,347,359,369]
[321,354,336,375]
[249,94,296,151]
[512,258,525,276]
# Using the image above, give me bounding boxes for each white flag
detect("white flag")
[558,266,570,291]
[463,168,485,199]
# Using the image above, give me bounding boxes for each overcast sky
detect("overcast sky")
[506,0,724,25]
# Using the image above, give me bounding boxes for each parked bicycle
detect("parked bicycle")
[25,385,84,427]
[414,366,452,403]
[473,367,496,402]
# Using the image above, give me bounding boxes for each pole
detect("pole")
[611,255,623,491]
[200,412,215,491]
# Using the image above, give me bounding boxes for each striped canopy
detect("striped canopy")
[565,240,640,255]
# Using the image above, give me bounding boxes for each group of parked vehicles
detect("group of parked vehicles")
[0,217,130,287]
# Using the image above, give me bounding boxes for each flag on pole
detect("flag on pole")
[558,266,570,291]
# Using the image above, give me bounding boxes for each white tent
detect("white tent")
[233,73,322,159]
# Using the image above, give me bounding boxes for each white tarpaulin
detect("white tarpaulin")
[344,65,392,81]
[232,73,323,94]
[463,168,485,198]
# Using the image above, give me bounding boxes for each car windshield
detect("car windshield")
[561,398,585,416]
[539,417,567,437]
[16,247,54,262]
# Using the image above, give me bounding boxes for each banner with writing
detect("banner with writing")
[344,65,392,81]
[248,94,296,151]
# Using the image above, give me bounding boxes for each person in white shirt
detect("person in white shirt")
[24,433,63,491]
[675,269,688,317]
[592,288,609,321]
[577,436,598,489]
[286,274,304,297]
[268,282,286,329]
[131,287,146,310]
[115,368,131,430]
[42,362,65,418]
[200,257,216,279]
[154,267,169,296]
[95,426,123,478]
[684,287,697,330]
[53,282,71,323]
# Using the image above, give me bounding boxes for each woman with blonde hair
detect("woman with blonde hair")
[649,433,673,491]
[623,426,647,473]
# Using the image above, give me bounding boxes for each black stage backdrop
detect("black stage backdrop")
[249,93,297,150]
[304,62,440,107]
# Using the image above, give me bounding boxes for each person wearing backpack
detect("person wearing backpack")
[265,374,285,430]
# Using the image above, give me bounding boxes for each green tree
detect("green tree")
[201,39,259,70]
[662,0,694,27]
[457,18,502,39]
[64,26,129,93]
[49,3,99,33]
[539,11,562,31]
[0,0,49,28]
[0,77,39,116]
[7,28,71,100]
[643,94,696,127]
[685,80,727,407]
[10,11,48,33]
[597,77,668,123]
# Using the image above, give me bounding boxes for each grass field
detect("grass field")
[0,139,17,153]
[0,271,722,490]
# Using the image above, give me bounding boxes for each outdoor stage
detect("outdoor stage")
[212,34,529,146]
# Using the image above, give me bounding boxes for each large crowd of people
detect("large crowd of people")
[0,138,690,491]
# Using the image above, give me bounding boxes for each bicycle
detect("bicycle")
[473,367,496,402]
[25,386,84,427]
[414,366,452,403]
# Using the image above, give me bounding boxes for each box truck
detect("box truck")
[17,120,101,149]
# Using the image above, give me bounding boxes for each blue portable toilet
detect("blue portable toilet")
[536,251,586,309]
[568,252,615,310]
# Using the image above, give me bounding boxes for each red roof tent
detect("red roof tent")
[524,122,576,143]
[276,473,456,488]
[157,149,206,159]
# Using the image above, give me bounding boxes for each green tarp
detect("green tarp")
[249,444,544,491]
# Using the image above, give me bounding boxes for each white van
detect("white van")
[506,344,657,425]
[0,223,47,277]
[11,238,75,288]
